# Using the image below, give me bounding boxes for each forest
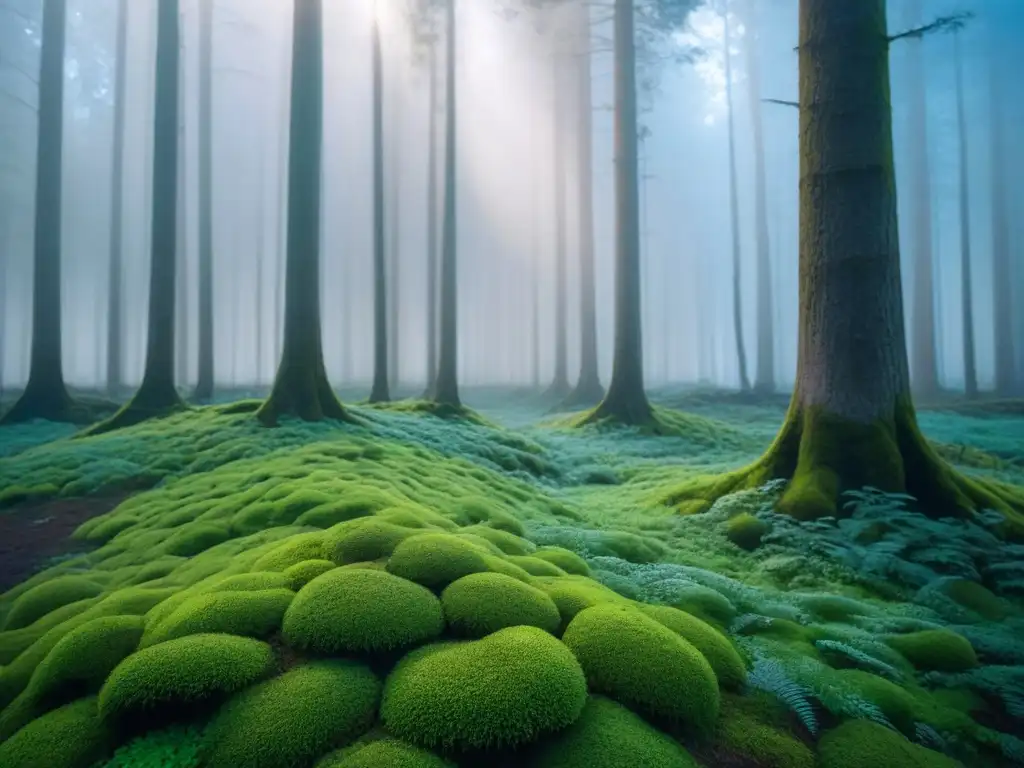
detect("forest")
[0,0,1022,766]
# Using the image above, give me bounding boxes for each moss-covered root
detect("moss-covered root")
[558,377,606,412]
[82,381,187,436]
[256,363,355,426]
[0,381,90,426]
[662,398,1024,538]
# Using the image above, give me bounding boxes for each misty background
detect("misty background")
[0,0,1021,394]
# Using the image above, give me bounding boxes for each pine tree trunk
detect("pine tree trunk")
[953,32,977,399]
[175,78,189,390]
[1,0,79,425]
[547,50,570,399]
[194,0,215,402]
[989,48,1014,397]
[369,15,390,404]
[106,0,128,397]
[388,81,402,392]
[256,0,348,425]
[423,43,439,397]
[741,0,775,394]
[564,0,603,408]
[431,0,461,409]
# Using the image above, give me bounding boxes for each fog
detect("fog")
[0,0,1022,396]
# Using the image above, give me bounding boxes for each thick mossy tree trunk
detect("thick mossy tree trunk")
[106,0,128,398]
[579,0,652,427]
[257,0,349,426]
[423,43,439,398]
[1,0,82,426]
[430,0,461,409]
[988,51,1015,397]
[90,0,187,434]
[563,0,604,409]
[194,0,215,402]
[741,0,775,394]
[953,31,977,400]
[546,49,570,401]
[723,4,750,393]
[664,0,1024,538]
[369,15,390,404]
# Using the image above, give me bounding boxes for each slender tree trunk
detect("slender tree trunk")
[953,32,977,399]
[564,0,603,408]
[369,14,390,403]
[255,126,267,385]
[989,46,1014,397]
[741,0,775,393]
[583,0,651,425]
[388,82,402,392]
[430,0,460,408]
[194,0,215,401]
[175,82,189,390]
[1,0,80,425]
[106,0,128,397]
[723,5,750,392]
[547,49,570,399]
[257,0,348,425]
[423,42,439,396]
[531,105,542,391]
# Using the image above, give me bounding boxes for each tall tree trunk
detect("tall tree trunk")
[723,4,750,392]
[106,0,128,397]
[430,0,461,408]
[531,105,542,391]
[423,42,439,396]
[953,31,977,399]
[665,0,1024,533]
[582,0,651,425]
[547,49,570,399]
[741,0,775,393]
[175,81,189,390]
[255,125,267,385]
[369,14,390,404]
[388,82,402,392]
[564,0,603,408]
[989,45,1014,397]
[194,0,215,402]
[1,0,80,425]
[257,0,349,425]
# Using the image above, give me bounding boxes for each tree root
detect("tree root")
[558,377,606,412]
[82,381,187,436]
[0,383,92,426]
[256,365,356,427]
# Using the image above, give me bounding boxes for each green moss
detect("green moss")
[532,547,591,576]
[381,625,587,751]
[561,604,720,736]
[939,579,1010,620]
[527,696,697,768]
[458,525,535,555]
[203,660,381,768]
[797,594,874,622]
[386,533,491,590]
[508,556,568,577]
[251,533,328,572]
[669,586,736,627]
[142,589,294,647]
[101,725,204,768]
[295,495,390,528]
[283,559,337,590]
[326,519,417,565]
[481,554,533,582]
[0,697,112,768]
[98,633,275,726]
[441,573,560,637]
[833,669,916,735]
[282,568,444,655]
[377,506,458,532]
[885,629,978,672]
[0,599,100,664]
[816,719,960,768]
[535,576,628,630]
[163,524,231,557]
[2,576,106,631]
[210,572,291,592]
[317,738,454,767]
[448,497,525,536]
[724,513,770,550]
[713,694,814,768]
[635,603,746,690]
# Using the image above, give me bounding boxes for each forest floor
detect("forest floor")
[0,385,1022,768]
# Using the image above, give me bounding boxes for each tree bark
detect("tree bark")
[194,0,215,402]
[106,0,128,397]
[741,0,775,393]
[175,74,189,390]
[988,45,1014,397]
[256,0,349,425]
[953,31,977,399]
[563,0,604,408]
[581,0,652,426]
[430,0,461,409]
[663,0,1024,535]
[388,76,402,392]
[369,14,390,404]
[723,3,750,392]
[1,0,81,426]
[423,42,439,397]
[546,47,570,400]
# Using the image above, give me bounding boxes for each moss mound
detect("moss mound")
[448,497,525,535]
[0,697,111,768]
[713,694,814,768]
[527,695,697,768]
[142,589,294,647]
[381,625,587,751]
[561,604,720,736]
[533,547,591,576]
[318,738,454,768]
[98,633,275,726]
[458,525,535,555]
[724,513,770,550]
[635,603,746,690]
[252,533,328,572]
[508,555,568,577]
[283,568,444,654]
[326,519,417,564]
[386,534,491,590]
[937,579,1010,620]
[536,576,628,630]
[203,660,381,768]
[2,577,106,631]
[441,573,560,637]
[164,523,231,557]
[885,629,978,672]
[284,559,337,590]
[816,719,960,768]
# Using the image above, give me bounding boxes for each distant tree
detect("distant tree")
[194,0,215,402]
[106,0,128,397]
[546,31,571,401]
[257,0,350,424]
[1,0,85,426]
[666,0,1024,532]
[389,79,403,392]
[424,40,441,396]
[988,34,1014,397]
[369,10,391,404]
[952,26,977,399]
